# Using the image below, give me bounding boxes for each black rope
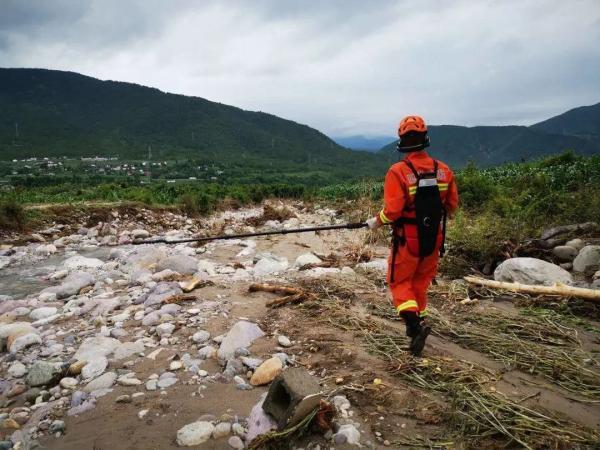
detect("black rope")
[132,222,368,245]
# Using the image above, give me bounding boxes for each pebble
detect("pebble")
[213,421,232,439]
[228,436,244,449]
[116,395,131,403]
[277,335,292,347]
[169,361,183,371]
[138,409,149,419]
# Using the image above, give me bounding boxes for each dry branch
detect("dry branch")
[248,283,315,308]
[163,294,197,304]
[464,276,600,302]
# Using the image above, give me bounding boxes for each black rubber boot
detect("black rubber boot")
[409,324,431,357]
[400,312,421,338]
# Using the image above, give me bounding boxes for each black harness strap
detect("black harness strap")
[389,158,445,283]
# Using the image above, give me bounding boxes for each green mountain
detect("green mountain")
[0,68,386,178]
[531,102,600,145]
[379,105,600,167]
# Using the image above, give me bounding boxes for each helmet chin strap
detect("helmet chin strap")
[396,136,431,153]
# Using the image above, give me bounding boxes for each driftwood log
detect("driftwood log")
[464,276,600,302]
[248,283,315,307]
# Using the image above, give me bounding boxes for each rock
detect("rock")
[114,341,145,360]
[213,422,232,439]
[176,421,215,446]
[246,394,277,442]
[144,282,182,307]
[217,321,265,360]
[35,244,57,255]
[59,377,78,389]
[9,333,42,353]
[573,245,600,275]
[494,257,572,286]
[198,345,217,360]
[192,330,210,344]
[552,245,579,262]
[250,357,283,386]
[277,335,292,347]
[138,409,149,419]
[131,229,150,239]
[45,271,95,300]
[0,322,36,340]
[293,253,322,269]
[157,373,177,389]
[116,394,131,403]
[560,262,573,270]
[49,419,66,434]
[334,424,361,445]
[74,336,120,362]
[8,361,27,378]
[81,357,108,379]
[7,384,27,398]
[541,222,598,240]
[332,395,351,413]
[228,436,244,449]
[566,238,585,250]
[63,255,104,270]
[356,259,387,272]
[118,377,142,386]
[156,255,199,275]
[156,323,175,337]
[240,357,263,369]
[84,372,117,392]
[26,361,63,387]
[253,254,289,276]
[142,311,161,327]
[152,269,180,281]
[170,361,183,371]
[145,380,158,391]
[29,307,58,322]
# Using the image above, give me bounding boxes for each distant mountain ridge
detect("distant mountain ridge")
[0,67,386,177]
[333,135,395,152]
[1,67,598,170]
[378,103,600,167]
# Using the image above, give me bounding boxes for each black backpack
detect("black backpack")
[390,159,447,281]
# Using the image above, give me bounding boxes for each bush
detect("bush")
[0,197,26,230]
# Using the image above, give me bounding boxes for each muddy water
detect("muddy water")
[0,247,112,299]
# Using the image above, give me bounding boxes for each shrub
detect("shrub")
[0,197,26,230]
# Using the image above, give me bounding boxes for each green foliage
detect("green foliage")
[0,195,26,230]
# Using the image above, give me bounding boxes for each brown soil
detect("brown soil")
[34,222,599,449]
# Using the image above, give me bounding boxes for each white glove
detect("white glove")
[366,217,381,230]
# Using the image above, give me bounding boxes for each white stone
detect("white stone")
[114,340,145,360]
[494,257,572,286]
[74,336,120,362]
[253,254,289,276]
[63,255,104,270]
[573,245,600,275]
[9,332,42,353]
[170,361,183,371]
[277,335,292,347]
[212,422,231,439]
[566,238,585,250]
[293,253,322,268]
[177,421,215,446]
[356,259,387,272]
[8,361,27,378]
[60,377,79,389]
[217,321,265,360]
[29,307,59,321]
[84,372,117,392]
[335,424,361,446]
[82,357,108,379]
[156,323,175,337]
[192,330,210,344]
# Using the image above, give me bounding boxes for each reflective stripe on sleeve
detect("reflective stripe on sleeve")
[379,210,393,224]
[419,309,428,318]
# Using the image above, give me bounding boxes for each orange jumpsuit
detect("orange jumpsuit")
[377,151,459,317]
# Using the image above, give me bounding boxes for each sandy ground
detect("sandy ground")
[26,226,598,449]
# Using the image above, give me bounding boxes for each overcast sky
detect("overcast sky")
[2,0,599,137]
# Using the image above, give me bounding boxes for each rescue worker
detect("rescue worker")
[367,115,458,356]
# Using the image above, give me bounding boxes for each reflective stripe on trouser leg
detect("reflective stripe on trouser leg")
[396,300,418,314]
[419,309,428,318]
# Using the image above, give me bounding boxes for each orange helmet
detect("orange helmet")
[398,115,427,137]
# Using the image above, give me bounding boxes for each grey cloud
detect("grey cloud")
[1,0,599,136]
